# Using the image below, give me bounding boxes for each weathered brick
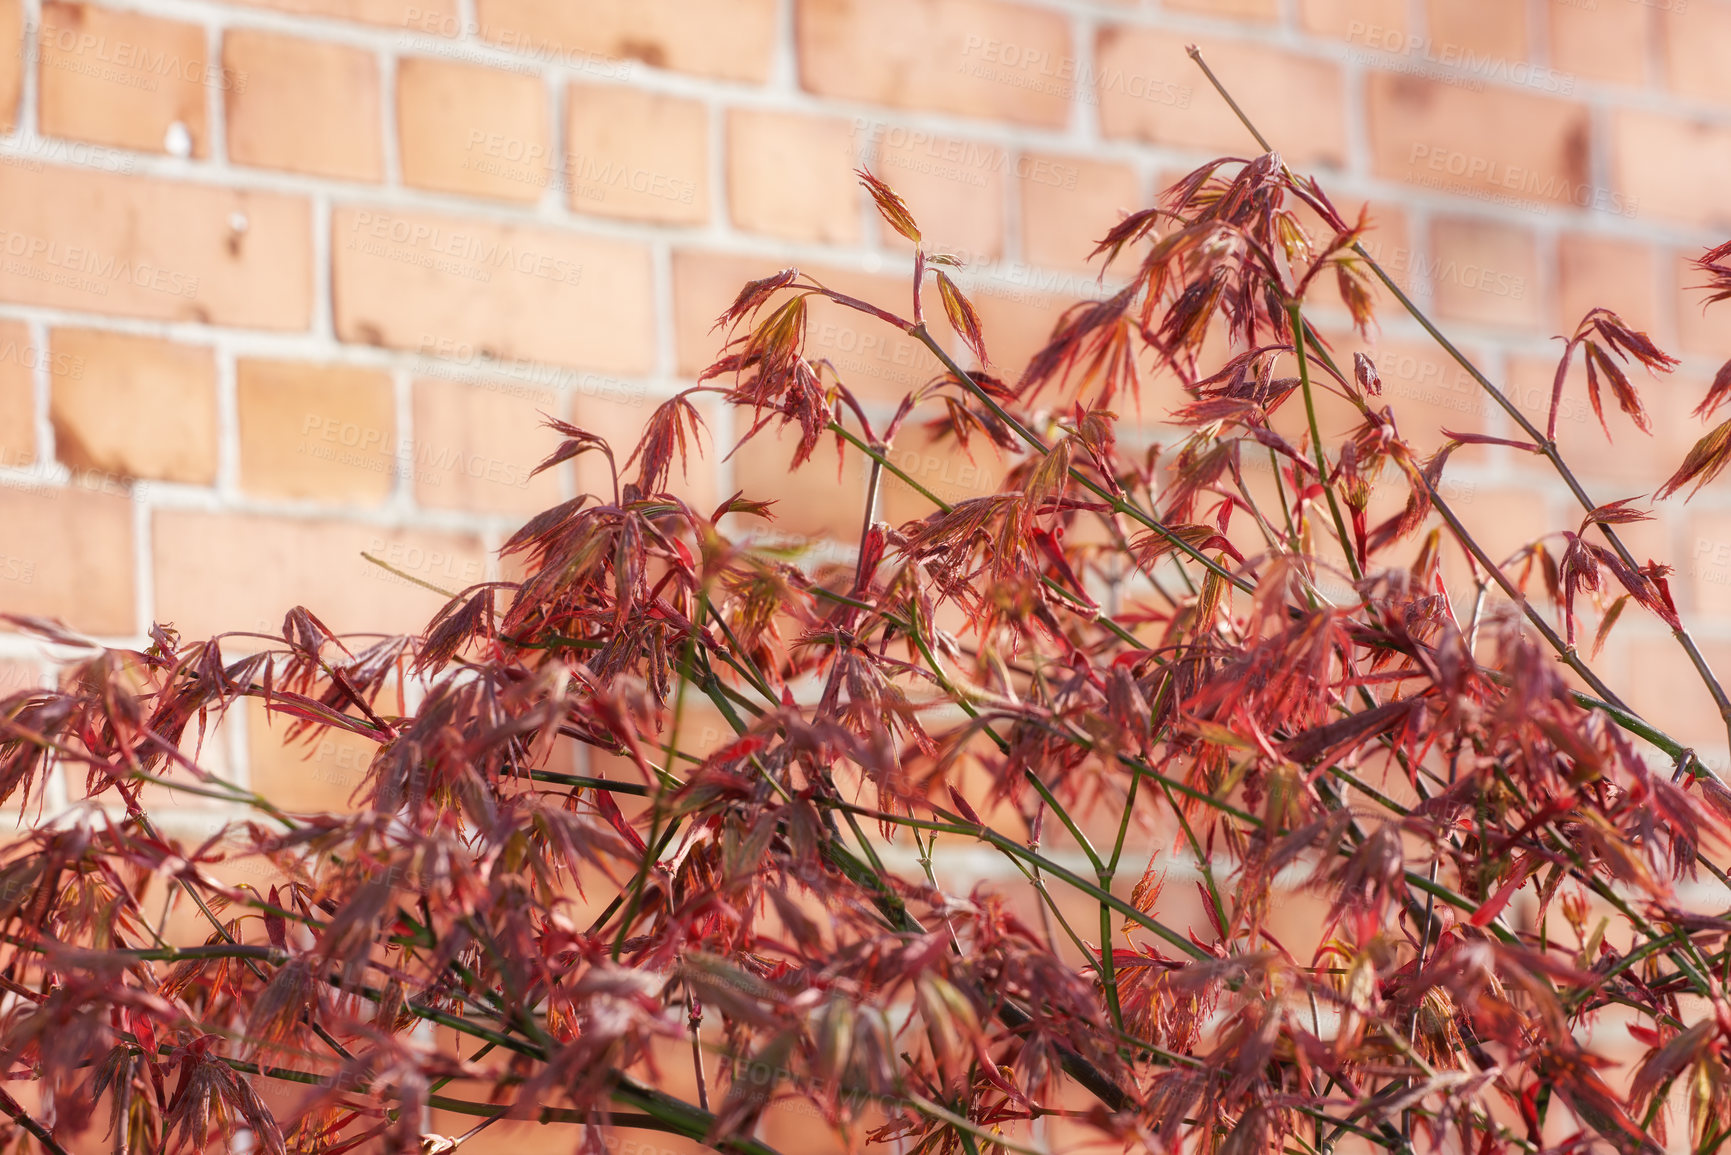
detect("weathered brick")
[398,56,548,204]
[1426,0,1527,62]
[411,376,564,514]
[0,485,135,636]
[1611,109,1731,230]
[234,0,455,28]
[1548,0,1648,87]
[874,132,1005,259]
[566,83,707,224]
[797,0,1073,128]
[1301,0,1409,39]
[0,0,21,134]
[0,165,311,328]
[728,110,861,246]
[332,206,654,374]
[1020,155,1137,273]
[50,329,217,485]
[39,4,213,158]
[224,30,383,182]
[0,321,36,470]
[1367,73,1592,210]
[1661,0,1731,106]
[672,249,934,403]
[153,511,485,638]
[1096,29,1347,169]
[475,0,777,82]
[237,358,396,504]
[1558,234,1660,337]
[1427,217,1544,330]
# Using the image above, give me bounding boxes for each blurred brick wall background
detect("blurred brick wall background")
[0,0,1728,790]
[1,0,1729,1148]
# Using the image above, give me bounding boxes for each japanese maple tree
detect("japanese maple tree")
[7,57,1731,1155]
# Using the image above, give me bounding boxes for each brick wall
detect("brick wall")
[1,0,1729,766]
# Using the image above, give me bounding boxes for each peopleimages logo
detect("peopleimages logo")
[957,35,1191,107]
[1348,23,1575,94]
[0,229,200,298]
[346,212,584,286]
[28,22,246,92]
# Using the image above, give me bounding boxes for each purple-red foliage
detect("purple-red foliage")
[6,141,1731,1155]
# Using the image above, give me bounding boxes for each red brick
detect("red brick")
[1020,155,1137,273]
[566,83,707,225]
[475,0,777,82]
[1548,0,1649,87]
[1612,109,1731,230]
[49,329,217,485]
[732,417,867,542]
[1675,251,1731,363]
[671,249,935,403]
[0,486,135,636]
[1623,634,1731,752]
[1096,29,1347,169]
[1426,217,1544,330]
[1301,0,1408,38]
[1506,353,1705,491]
[236,359,397,504]
[965,278,1076,385]
[0,165,310,328]
[1426,0,1528,61]
[0,0,21,134]
[224,30,383,182]
[1165,0,1277,19]
[797,0,1073,128]
[1262,333,1487,468]
[1558,234,1661,338]
[38,4,212,158]
[1368,74,1591,210]
[234,0,455,28]
[398,57,548,204]
[1661,0,1731,106]
[152,511,485,639]
[874,132,1006,259]
[1688,511,1731,619]
[1437,482,1560,595]
[246,698,376,813]
[879,422,1016,526]
[571,388,717,511]
[728,110,861,246]
[411,376,564,514]
[1341,337,1491,455]
[0,321,36,470]
[332,206,654,374]
[1308,199,1417,309]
